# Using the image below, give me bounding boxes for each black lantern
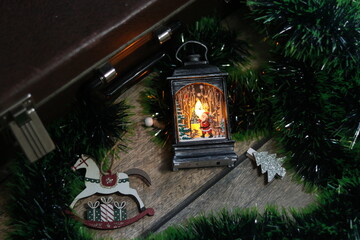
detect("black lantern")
[168,41,237,170]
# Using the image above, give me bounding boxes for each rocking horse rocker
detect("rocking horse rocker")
[68,154,155,229]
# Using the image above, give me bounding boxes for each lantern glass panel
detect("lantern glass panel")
[174,82,228,142]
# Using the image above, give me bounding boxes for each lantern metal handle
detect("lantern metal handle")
[175,40,209,64]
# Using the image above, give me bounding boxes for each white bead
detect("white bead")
[144,117,154,127]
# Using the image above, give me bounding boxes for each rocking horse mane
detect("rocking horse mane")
[74,155,151,186]
[77,155,97,165]
[124,168,152,186]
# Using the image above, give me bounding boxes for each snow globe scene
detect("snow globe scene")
[174,83,228,142]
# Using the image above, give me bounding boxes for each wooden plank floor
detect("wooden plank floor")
[156,140,315,233]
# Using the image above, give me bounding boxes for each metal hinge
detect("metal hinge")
[1,94,55,162]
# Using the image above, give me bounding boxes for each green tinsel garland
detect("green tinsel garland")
[52,98,130,162]
[227,68,273,141]
[7,152,92,240]
[247,0,360,70]
[6,99,130,240]
[247,0,360,185]
[263,57,357,185]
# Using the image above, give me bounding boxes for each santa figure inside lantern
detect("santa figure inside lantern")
[198,111,213,138]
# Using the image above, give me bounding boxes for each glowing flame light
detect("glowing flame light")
[195,100,205,118]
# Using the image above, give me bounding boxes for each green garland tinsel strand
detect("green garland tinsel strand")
[7,152,92,240]
[52,99,130,162]
[247,0,360,71]
[332,77,360,149]
[247,0,360,185]
[264,57,357,185]
[6,99,130,240]
[227,68,273,141]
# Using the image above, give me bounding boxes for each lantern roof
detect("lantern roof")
[169,55,227,78]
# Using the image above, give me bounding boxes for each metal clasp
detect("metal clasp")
[1,94,55,162]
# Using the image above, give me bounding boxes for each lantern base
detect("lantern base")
[172,139,238,171]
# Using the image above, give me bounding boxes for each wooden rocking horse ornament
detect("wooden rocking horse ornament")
[69,154,154,229]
